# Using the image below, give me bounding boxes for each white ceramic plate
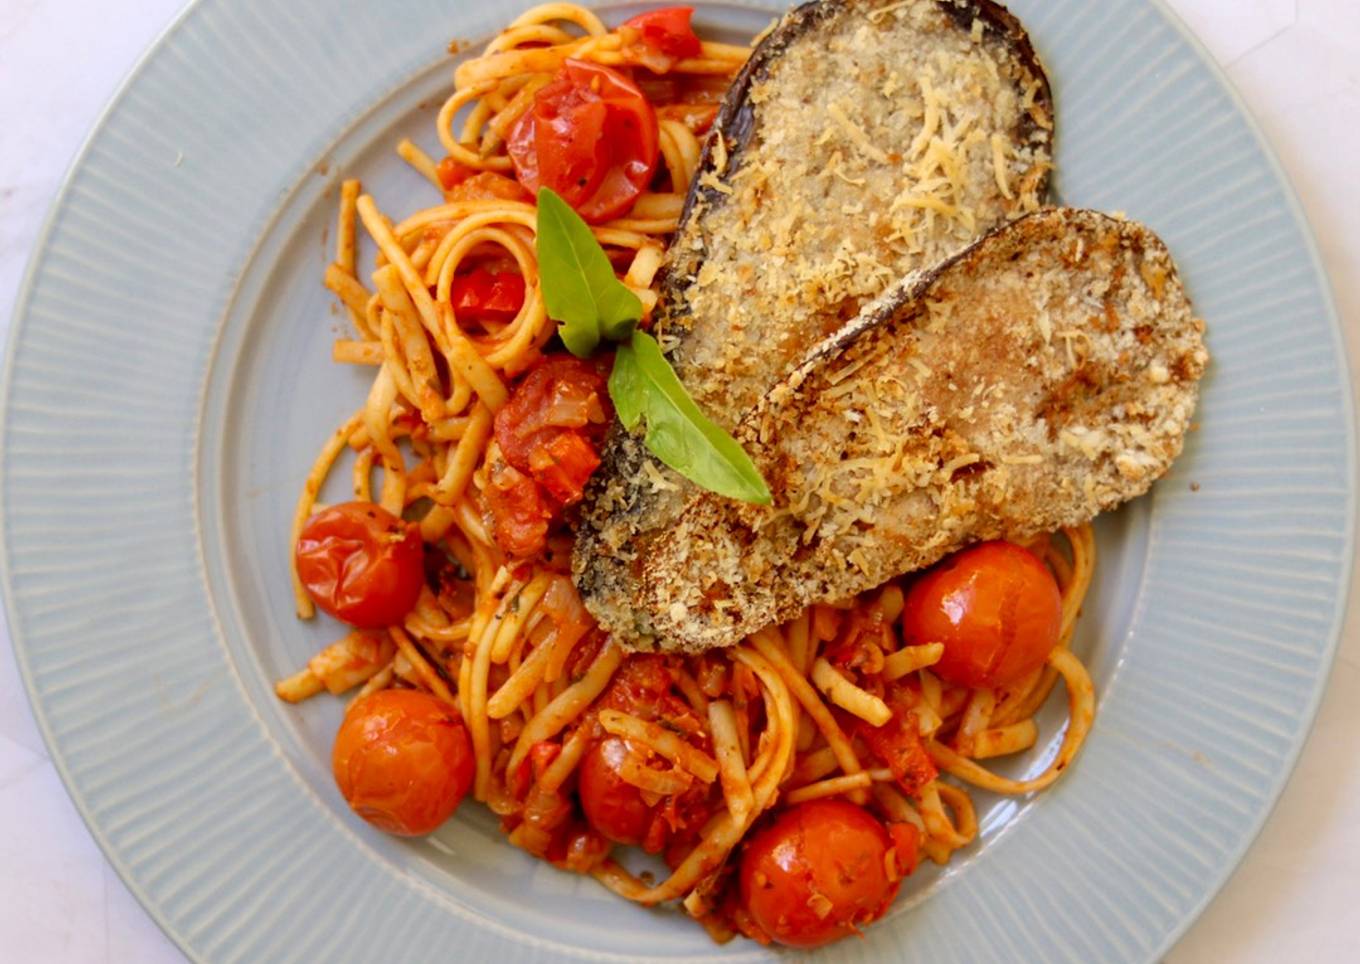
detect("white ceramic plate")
[2,1,1353,961]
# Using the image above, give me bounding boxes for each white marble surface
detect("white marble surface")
[1,0,1356,960]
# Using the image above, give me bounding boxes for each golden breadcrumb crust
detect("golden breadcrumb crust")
[589,209,1207,651]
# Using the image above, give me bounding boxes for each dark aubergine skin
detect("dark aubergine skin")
[571,0,1055,645]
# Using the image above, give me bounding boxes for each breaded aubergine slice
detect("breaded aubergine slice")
[575,0,1055,634]
[585,209,1208,651]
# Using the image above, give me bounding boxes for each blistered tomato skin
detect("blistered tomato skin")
[295,502,424,629]
[332,689,475,837]
[900,541,1063,689]
[506,59,659,223]
[738,799,901,948]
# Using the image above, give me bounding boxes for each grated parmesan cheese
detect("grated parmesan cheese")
[641,459,680,493]
[1035,308,1053,345]
[697,171,733,196]
[990,132,1013,200]
[712,131,728,175]
[827,102,891,165]
[907,74,941,161]
[866,0,912,24]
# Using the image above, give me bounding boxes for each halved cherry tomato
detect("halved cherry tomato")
[507,59,659,223]
[578,736,654,846]
[621,7,702,72]
[296,502,423,629]
[739,799,903,948]
[900,541,1062,689]
[451,269,526,323]
[332,689,474,836]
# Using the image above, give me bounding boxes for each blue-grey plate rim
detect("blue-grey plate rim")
[1119,0,1355,950]
[2,0,1353,961]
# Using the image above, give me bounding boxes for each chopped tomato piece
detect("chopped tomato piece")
[888,822,921,878]
[655,784,712,840]
[857,711,937,798]
[597,654,701,735]
[512,740,563,800]
[451,269,526,323]
[483,459,552,557]
[530,740,561,779]
[565,629,607,680]
[486,355,611,557]
[435,157,473,191]
[494,355,611,497]
[621,7,702,72]
[546,819,611,872]
[436,160,532,201]
[824,606,893,671]
[528,430,601,504]
[599,653,672,710]
[516,783,575,859]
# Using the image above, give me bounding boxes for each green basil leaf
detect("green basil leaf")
[608,330,772,505]
[535,188,641,357]
[607,337,647,431]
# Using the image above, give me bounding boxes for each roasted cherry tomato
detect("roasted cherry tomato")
[332,689,475,836]
[451,269,526,323]
[622,7,702,69]
[578,736,654,846]
[507,59,659,223]
[295,502,423,629]
[900,541,1062,689]
[739,799,904,948]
